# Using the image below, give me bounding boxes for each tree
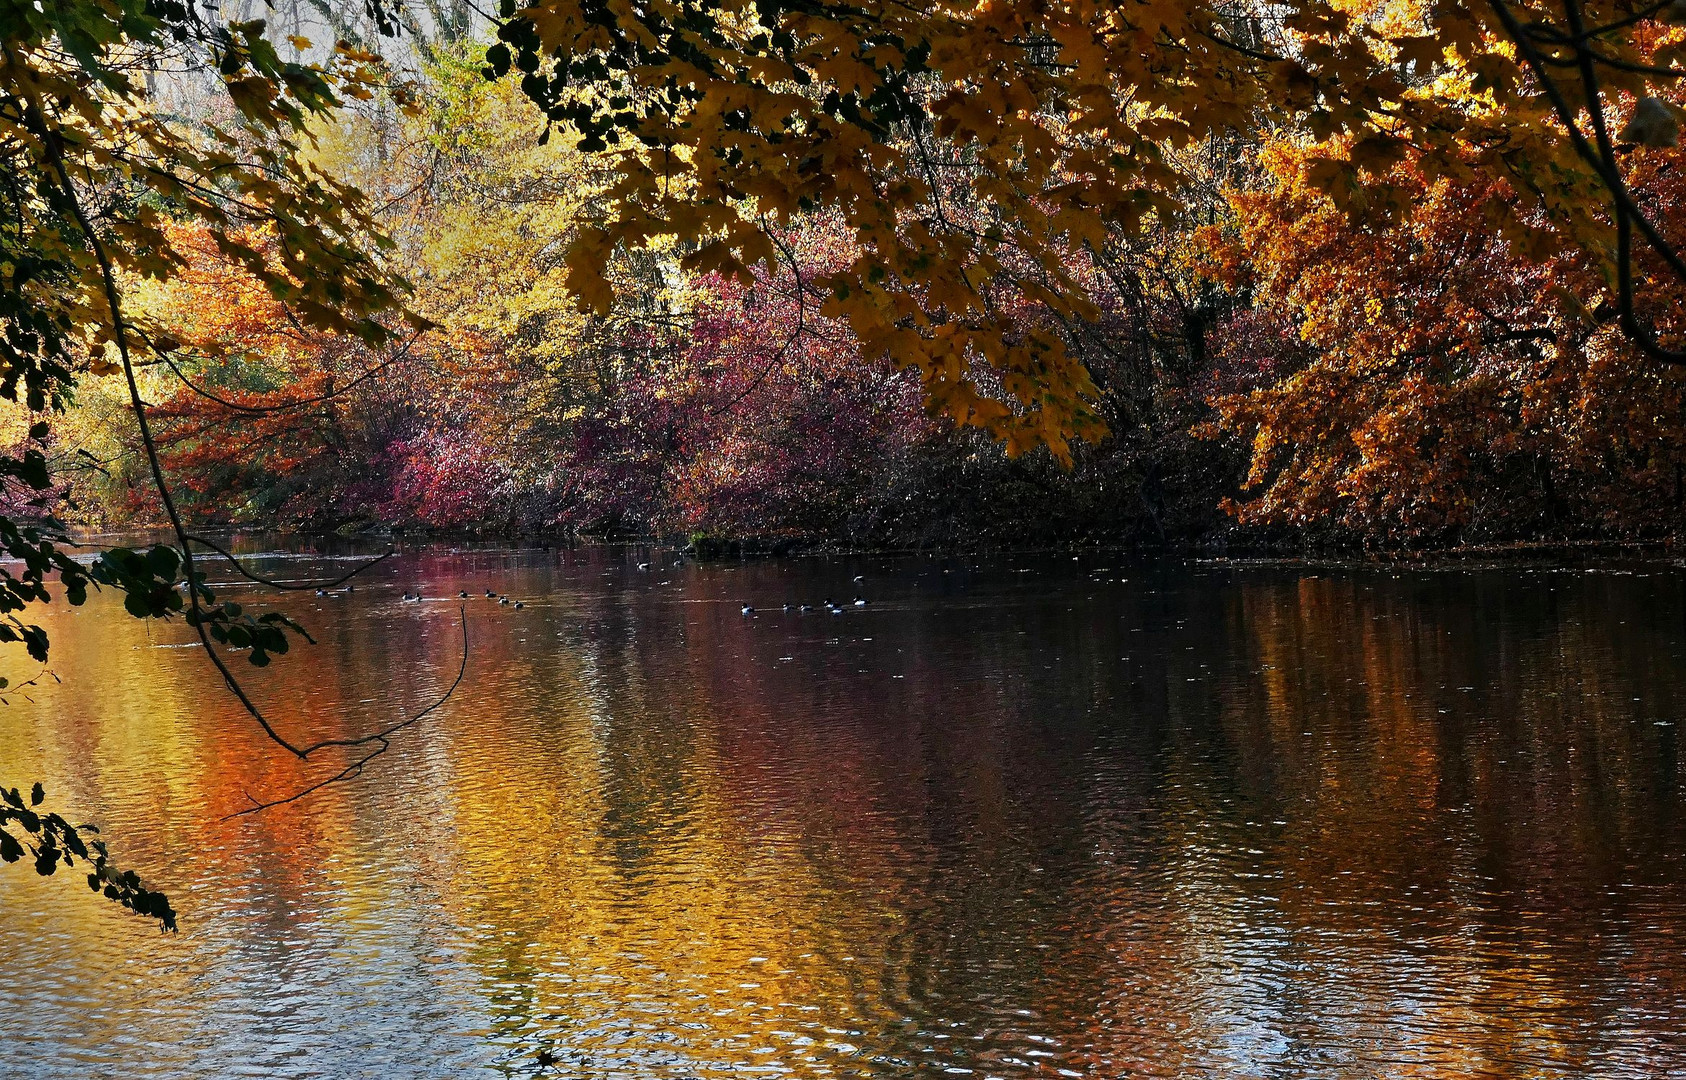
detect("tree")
[0,0,420,924]
[487,0,1686,463]
[1207,136,1686,543]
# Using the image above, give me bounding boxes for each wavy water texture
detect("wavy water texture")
[1,548,1683,1078]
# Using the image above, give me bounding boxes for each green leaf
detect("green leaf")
[145,545,181,579]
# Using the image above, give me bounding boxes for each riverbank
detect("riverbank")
[65,518,1686,570]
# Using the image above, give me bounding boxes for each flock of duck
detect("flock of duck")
[630,554,873,616]
[311,561,869,617]
[312,584,524,609]
[740,574,870,616]
[740,596,867,616]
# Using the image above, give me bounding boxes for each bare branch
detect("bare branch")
[183,534,395,592]
[708,217,811,416]
[223,607,470,819]
[151,330,425,416]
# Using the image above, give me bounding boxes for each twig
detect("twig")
[183,534,395,591]
[223,607,469,819]
[152,329,425,416]
[708,219,811,416]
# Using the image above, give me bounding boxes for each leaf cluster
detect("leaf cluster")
[0,782,175,930]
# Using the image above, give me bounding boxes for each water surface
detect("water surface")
[2,547,1683,1078]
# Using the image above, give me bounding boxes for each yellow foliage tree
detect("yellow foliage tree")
[490,0,1686,462]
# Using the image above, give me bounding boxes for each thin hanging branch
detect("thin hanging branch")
[224,607,470,819]
[183,534,395,592]
[29,93,310,759]
[27,85,467,785]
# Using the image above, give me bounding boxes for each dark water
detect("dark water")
[2,546,1684,1078]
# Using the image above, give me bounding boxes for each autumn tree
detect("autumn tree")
[1206,134,1686,543]
[466,0,1686,549]
[0,0,427,922]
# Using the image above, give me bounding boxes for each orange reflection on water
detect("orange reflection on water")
[2,550,1684,1078]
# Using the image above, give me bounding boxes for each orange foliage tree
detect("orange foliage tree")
[118,225,439,524]
[1207,137,1686,543]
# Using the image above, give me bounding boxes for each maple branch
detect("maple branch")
[1564,0,1686,364]
[1567,0,1672,39]
[1489,0,1686,363]
[1199,30,1285,66]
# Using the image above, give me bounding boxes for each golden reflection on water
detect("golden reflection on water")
[2,550,1684,1078]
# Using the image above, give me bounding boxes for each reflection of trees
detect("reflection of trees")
[1040,569,1686,1077]
[4,554,1684,1076]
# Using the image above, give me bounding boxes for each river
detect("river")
[2,545,1683,1078]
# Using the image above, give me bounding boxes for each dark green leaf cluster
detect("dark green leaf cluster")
[0,783,175,930]
[90,544,317,666]
[0,221,76,415]
[1,536,314,672]
[488,0,929,152]
[0,519,97,666]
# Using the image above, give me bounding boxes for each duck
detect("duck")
[499,596,510,605]
[316,588,328,597]
[799,603,813,612]
[740,604,755,615]
[485,589,497,599]
[514,601,525,609]
[401,592,420,602]
[637,562,651,571]
[853,596,867,607]
[343,584,355,594]
[853,574,865,582]
[821,597,835,609]
[830,605,844,615]
[782,603,792,611]
[458,590,469,599]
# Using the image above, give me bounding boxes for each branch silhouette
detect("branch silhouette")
[226,607,470,820]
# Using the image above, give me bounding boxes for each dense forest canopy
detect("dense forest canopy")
[5,0,1686,921]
